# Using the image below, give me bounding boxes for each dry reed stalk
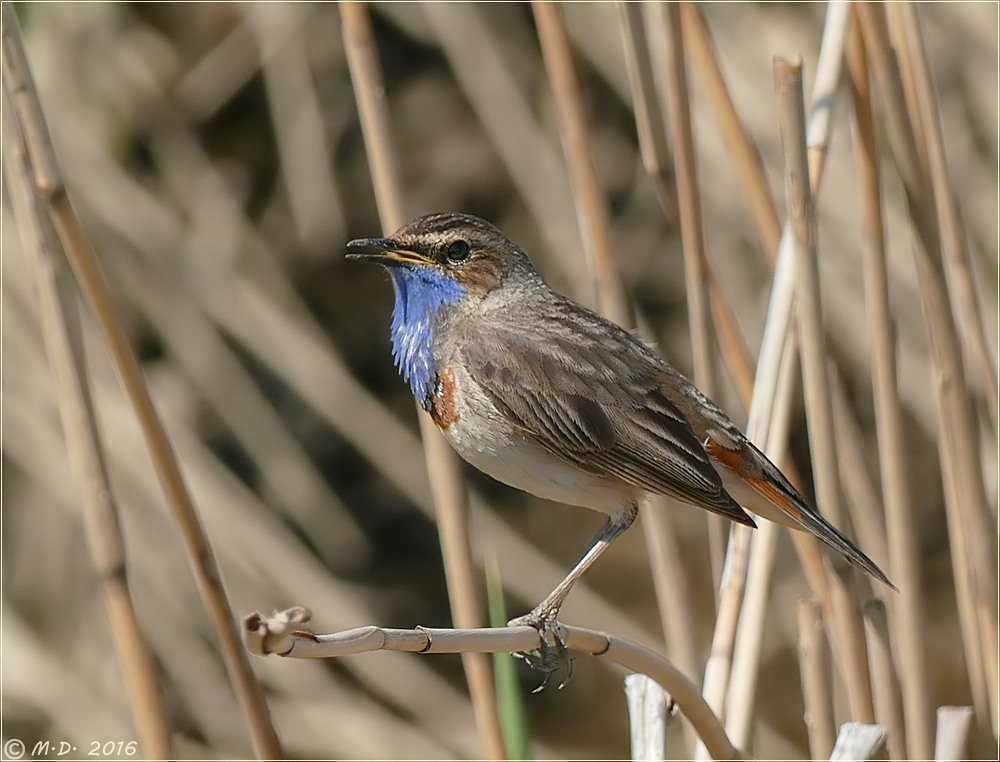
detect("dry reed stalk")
[657,0,732,604]
[856,2,998,744]
[624,675,673,760]
[640,495,701,682]
[704,280,755,414]
[655,1,717,410]
[787,533,834,618]
[723,350,799,751]
[774,54,875,725]
[788,386,890,621]
[797,598,836,760]
[893,3,999,435]
[679,2,892,618]
[934,706,975,760]
[884,3,930,186]
[694,519,750,757]
[1,87,174,761]
[615,1,678,223]
[845,14,934,757]
[862,599,906,760]
[340,1,405,226]
[176,4,315,123]
[719,7,858,750]
[679,2,782,260]
[108,251,370,568]
[617,2,721,708]
[723,521,778,748]
[531,1,631,324]
[8,336,491,757]
[0,8,282,758]
[830,723,889,761]
[420,2,588,298]
[829,378,889,573]
[339,4,505,757]
[532,16,702,754]
[250,3,343,254]
[617,1,725,612]
[828,571,877,722]
[619,11,788,732]
[627,3,836,627]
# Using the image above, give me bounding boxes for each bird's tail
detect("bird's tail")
[708,438,896,589]
[784,494,897,590]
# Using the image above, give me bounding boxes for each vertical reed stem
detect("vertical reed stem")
[857,4,998,745]
[895,3,998,434]
[616,1,678,223]
[774,54,874,724]
[532,1,631,325]
[657,1,728,603]
[845,14,934,757]
[863,599,907,760]
[0,8,281,757]
[679,2,783,260]
[658,1,717,408]
[534,17,702,758]
[718,8,854,752]
[340,4,505,757]
[1,85,175,761]
[797,598,836,759]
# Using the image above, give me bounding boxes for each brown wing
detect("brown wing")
[458,301,755,527]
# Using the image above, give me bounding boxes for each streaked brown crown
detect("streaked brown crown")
[387,212,538,296]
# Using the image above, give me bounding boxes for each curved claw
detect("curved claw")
[508,606,574,691]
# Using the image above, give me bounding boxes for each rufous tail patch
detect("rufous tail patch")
[705,438,803,523]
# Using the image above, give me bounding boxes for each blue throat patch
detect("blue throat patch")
[386,265,466,408]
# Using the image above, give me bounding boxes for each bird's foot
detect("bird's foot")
[507,606,574,692]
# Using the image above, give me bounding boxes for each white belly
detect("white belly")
[441,412,635,513]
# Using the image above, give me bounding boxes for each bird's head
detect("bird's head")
[345,212,537,299]
[346,213,540,406]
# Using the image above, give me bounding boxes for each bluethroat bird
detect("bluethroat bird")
[348,212,892,675]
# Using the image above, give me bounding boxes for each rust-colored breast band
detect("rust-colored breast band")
[430,368,460,430]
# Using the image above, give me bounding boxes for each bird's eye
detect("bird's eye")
[445,239,471,262]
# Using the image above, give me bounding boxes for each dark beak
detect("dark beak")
[346,237,433,266]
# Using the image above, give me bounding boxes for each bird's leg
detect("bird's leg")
[508,501,638,689]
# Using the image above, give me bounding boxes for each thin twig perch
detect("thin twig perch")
[244,608,750,762]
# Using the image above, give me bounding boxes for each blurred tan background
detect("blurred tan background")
[3,2,997,759]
